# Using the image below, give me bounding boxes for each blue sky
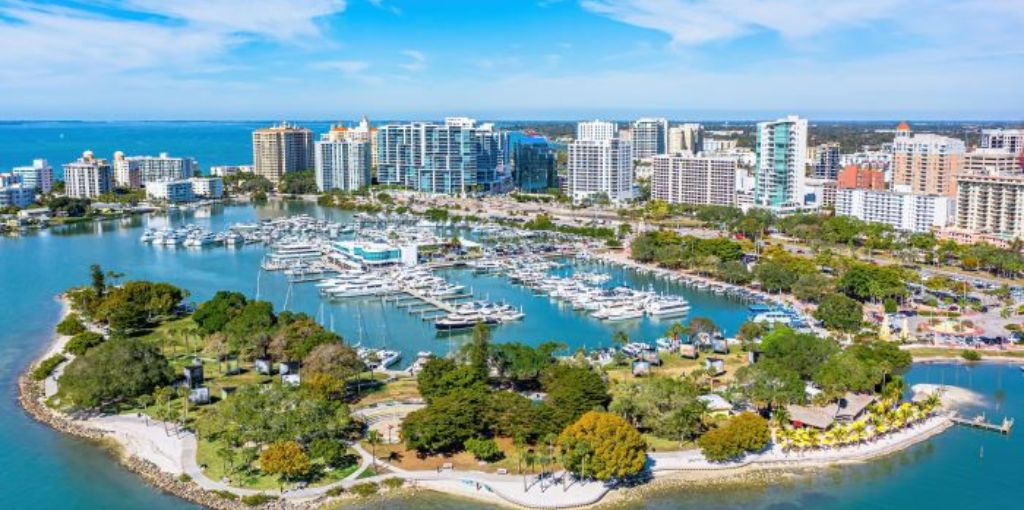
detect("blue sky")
[1,0,1021,120]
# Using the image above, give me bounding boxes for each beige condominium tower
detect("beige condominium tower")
[252,122,314,185]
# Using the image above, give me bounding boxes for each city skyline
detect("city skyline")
[1,0,1022,121]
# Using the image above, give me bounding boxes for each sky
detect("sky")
[0,0,1022,121]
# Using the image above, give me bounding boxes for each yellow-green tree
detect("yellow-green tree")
[557,411,647,480]
[697,412,770,462]
[259,441,310,487]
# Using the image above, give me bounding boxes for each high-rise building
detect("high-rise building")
[891,122,964,197]
[375,117,502,194]
[667,124,704,155]
[812,142,842,179]
[576,120,618,142]
[631,118,669,159]
[837,165,885,190]
[314,137,372,192]
[651,154,737,206]
[835,188,953,233]
[955,169,1024,240]
[252,123,314,185]
[12,159,53,194]
[980,128,1023,156]
[327,116,379,168]
[63,151,113,198]
[112,151,140,189]
[964,148,1021,175]
[568,120,633,203]
[505,131,558,193]
[753,115,808,211]
[209,165,252,177]
[703,138,738,153]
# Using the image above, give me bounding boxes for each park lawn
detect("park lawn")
[642,434,697,453]
[352,377,421,409]
[364,436,559,474]
[909,347,1024,360]
[604,351,749,384]
[196,437,360,491]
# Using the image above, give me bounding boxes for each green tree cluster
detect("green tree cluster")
[697,412,770,461]
[59,338,173,409]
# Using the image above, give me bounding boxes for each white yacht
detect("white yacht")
[644,298,691,317]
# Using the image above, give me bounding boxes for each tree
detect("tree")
[268,315,340,362]
[224,301,276,359]
[755,261,800,293]
[192,291,248,335]
[64,331,104,355]
[90,264,106,297]
[792,274,833,303]
[465,322,491,380]
[259,441,311,487]
[557,411,647,481]
[465,437,504,462]
[401,387,488,454]
[366,430,382,471]
[301,343,365,393]
[486,391,554,442]
[609,377,707,442]
[717,260,752,285]
[278,170,319,195]
[814,294,863,332]
[612,330,629,348]
[541,364,610,428]
[309,438,356,469]
[416,358,486,403]
[57,314,87,336]
[734,360,806,411]
[759,327,837,379]
[697,412,770,462]
[59,338,173,409]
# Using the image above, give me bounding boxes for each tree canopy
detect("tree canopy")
[557,411,647,481]
[697,412,770,462]
[59,338,173,409]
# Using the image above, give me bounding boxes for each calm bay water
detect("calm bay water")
[0,122,1021,509]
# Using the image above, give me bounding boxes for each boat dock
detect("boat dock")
[951,413,1014,434]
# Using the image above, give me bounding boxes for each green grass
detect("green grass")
[195,437,361,490]
[909,347,1024,360]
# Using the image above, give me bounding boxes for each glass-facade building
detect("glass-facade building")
[505,131,558,192]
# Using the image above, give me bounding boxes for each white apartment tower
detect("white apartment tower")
[980,129,1023,156]
[835,188,953,233]
[631,118,669,159]
[113,151,141,188]
[568,120,633,203]
[12,159,54,194]
[315,137,372,192]
[651,154,737,206]
[956,170,1024,240]
[753,115,808,211]
[63,151,113,198]
[252,123,314,185]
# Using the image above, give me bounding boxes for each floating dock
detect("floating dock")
[952,414,1014,434]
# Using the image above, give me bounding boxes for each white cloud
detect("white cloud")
[312,60,370,74]
[400,50,426,71]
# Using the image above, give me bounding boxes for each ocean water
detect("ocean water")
[0,122,1021,510]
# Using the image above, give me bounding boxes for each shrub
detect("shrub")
[960,349,981,362]
[241,494,278,507]
[883,299,898,314]
[464,437,503,462]
[177,473,192,483]
[57,314,87,336]
[31,354,67,381]
[350,482,379,497]
[211,490,236,500]
[382,477,405,489]
[64,332,105,356]
[325,487,345,497]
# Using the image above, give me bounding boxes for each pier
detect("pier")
[951,413,1014,434]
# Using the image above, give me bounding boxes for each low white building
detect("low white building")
[145,180,194,203]
[0,184,36,208]
[209,165,253,177]
[189,177,224,198]
[835,187,953,233]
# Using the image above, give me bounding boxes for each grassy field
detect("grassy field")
[352,377,421,409]
[909,347,1024,360]
[604,351,749,385]
[364,436,561,474]
[195,437,360,490]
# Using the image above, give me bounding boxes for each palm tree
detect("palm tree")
[665,321,687,343]
[612,330,629,349]
[367,430,382,471]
